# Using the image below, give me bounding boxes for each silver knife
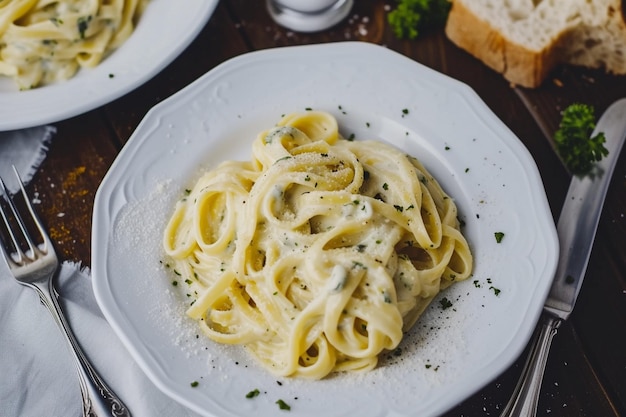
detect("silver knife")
[501,98,626,417]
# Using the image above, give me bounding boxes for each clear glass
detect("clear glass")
[266,0,354,32]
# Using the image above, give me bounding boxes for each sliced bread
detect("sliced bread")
[445,0,626,88]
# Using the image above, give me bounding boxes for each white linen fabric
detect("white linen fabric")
[0,129,199,417]
[0,126,55,193]
[0,262,199,417]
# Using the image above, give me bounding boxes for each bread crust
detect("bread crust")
[445,0,626,88]
[445,0,555,87]
[444,1,506,74]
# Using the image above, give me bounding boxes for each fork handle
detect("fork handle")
[31,279,132,417]
[500,312,561,417]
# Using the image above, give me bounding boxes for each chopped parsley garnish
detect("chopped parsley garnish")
[276,399,291,410]
[246,389,260,398]
[77,15,92,39]
[439,297,453,310]
[494,232,505,243]
[190,381,199,387]
[352,261,367,269]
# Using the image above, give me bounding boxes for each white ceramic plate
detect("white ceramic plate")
[0,0,218,131]
[92,42,559,417]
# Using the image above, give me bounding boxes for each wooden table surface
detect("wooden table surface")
[26,1,626,416]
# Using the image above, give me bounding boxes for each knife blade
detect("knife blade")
[545,97,626,319]
[501,98,626,417]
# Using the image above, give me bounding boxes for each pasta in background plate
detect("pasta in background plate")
[163,111,473,379]
[0,0,149,90]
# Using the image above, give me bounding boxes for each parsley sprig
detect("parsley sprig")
[554,103,609,175]
[387,0,451,40]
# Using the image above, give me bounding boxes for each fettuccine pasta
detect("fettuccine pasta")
[0,0,149,90]
[163,111,473,379]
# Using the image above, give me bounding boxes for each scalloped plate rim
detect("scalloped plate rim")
[92,42,559,417]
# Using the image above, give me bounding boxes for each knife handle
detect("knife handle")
[500,313,561,417]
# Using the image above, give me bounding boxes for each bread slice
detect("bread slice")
[445,0,626,88]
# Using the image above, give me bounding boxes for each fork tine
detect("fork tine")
[12,165,51,250]
[0,175,24,264]
[0,167,48,265]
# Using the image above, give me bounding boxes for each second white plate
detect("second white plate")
[0,0,218,131]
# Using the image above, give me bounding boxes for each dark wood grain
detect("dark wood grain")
[30,110,119,264]
[24,1,626,416]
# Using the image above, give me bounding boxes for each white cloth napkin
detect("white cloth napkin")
[0,129,200,417]
[0,262,200,417]
[0,126,55,193]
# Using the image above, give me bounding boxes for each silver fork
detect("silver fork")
[0,166,131,417]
